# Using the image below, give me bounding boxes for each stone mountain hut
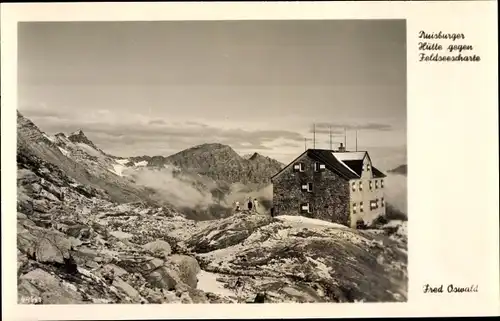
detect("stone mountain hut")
[271,144,387,228]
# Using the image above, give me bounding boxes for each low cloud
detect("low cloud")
[20,107,306,157]
[123,166,274,214]
[148,119,167,125]
[310,122,392,134]
[384,173,407,215]
[224,183,273,208]
[127,166,216,210]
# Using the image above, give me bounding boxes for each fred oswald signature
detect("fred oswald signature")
[423,284,478,294]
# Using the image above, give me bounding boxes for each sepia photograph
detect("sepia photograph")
[15,19,408,304]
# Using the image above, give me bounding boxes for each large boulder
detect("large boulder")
[146,266,179,291]
[102,264,128,278]
[142,240,172,259]
[114,256,164,276]
[111,276,142,303]
[166,255,201,289]
[17,225,72,264]
[174,282,208,303]
[65,224,92,240]
[18,268,84,304]
[140,258,165,274]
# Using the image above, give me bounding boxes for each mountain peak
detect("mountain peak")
[248,152,263,161]
[69,129,85,137]
[67,129,100,151]
[193,143,232,150]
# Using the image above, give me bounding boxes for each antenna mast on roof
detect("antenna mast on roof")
[313,123,316,149]
[344,127,347,151]
[355,130,358,152]
[329,125,332,150]
[304,137,307,151]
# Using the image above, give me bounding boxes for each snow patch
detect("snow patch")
[305,256,333,280]
[384,220,408,237]
[135,160,148,167]
[109,164,127,177]
[110,231,133,240]
[115,159,130,165]
[196,270,235,298]
[43,133,55,143]
[276,215,348,230]
[58,147,71,157]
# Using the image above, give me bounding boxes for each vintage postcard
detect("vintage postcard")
[1,1,498,320]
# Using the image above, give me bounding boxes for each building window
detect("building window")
[293,163,305,172]
[381,179,384,188]
[381,198,385,207]
[375,180,379,189]
[352,203,357,214]
[369,180,373,190]
[301,203,311,213]
[370,200,378,210]
[359,182,363,191]
[367,163,371,171]
[360,201,364,212]
[301,183,313,192]
[314,162,326,172]
[351,182,356,192]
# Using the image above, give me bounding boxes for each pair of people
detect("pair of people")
[234,198,259,212]
[247,198,259,212]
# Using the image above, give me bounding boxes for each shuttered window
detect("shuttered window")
[301,183,313,192]
[314,162,326,172]
[293,163,305,172]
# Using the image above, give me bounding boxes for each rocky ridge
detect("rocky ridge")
[128,144,284,185]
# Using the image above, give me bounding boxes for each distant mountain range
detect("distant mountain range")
[16,111,284,219]
[126,147,283,185]
[388,164,407,176]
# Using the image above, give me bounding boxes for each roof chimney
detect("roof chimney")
[338,142,346,152]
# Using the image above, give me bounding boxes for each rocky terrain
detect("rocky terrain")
[16,112,408,304]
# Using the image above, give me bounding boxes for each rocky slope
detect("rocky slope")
[187,214,407,303]
[17,112,163,206]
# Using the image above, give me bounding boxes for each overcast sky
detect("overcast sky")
[18,20,406,169]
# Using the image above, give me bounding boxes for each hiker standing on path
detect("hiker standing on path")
[235,277,245,297]
[247,198,253,212]
[253,198,259,214]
